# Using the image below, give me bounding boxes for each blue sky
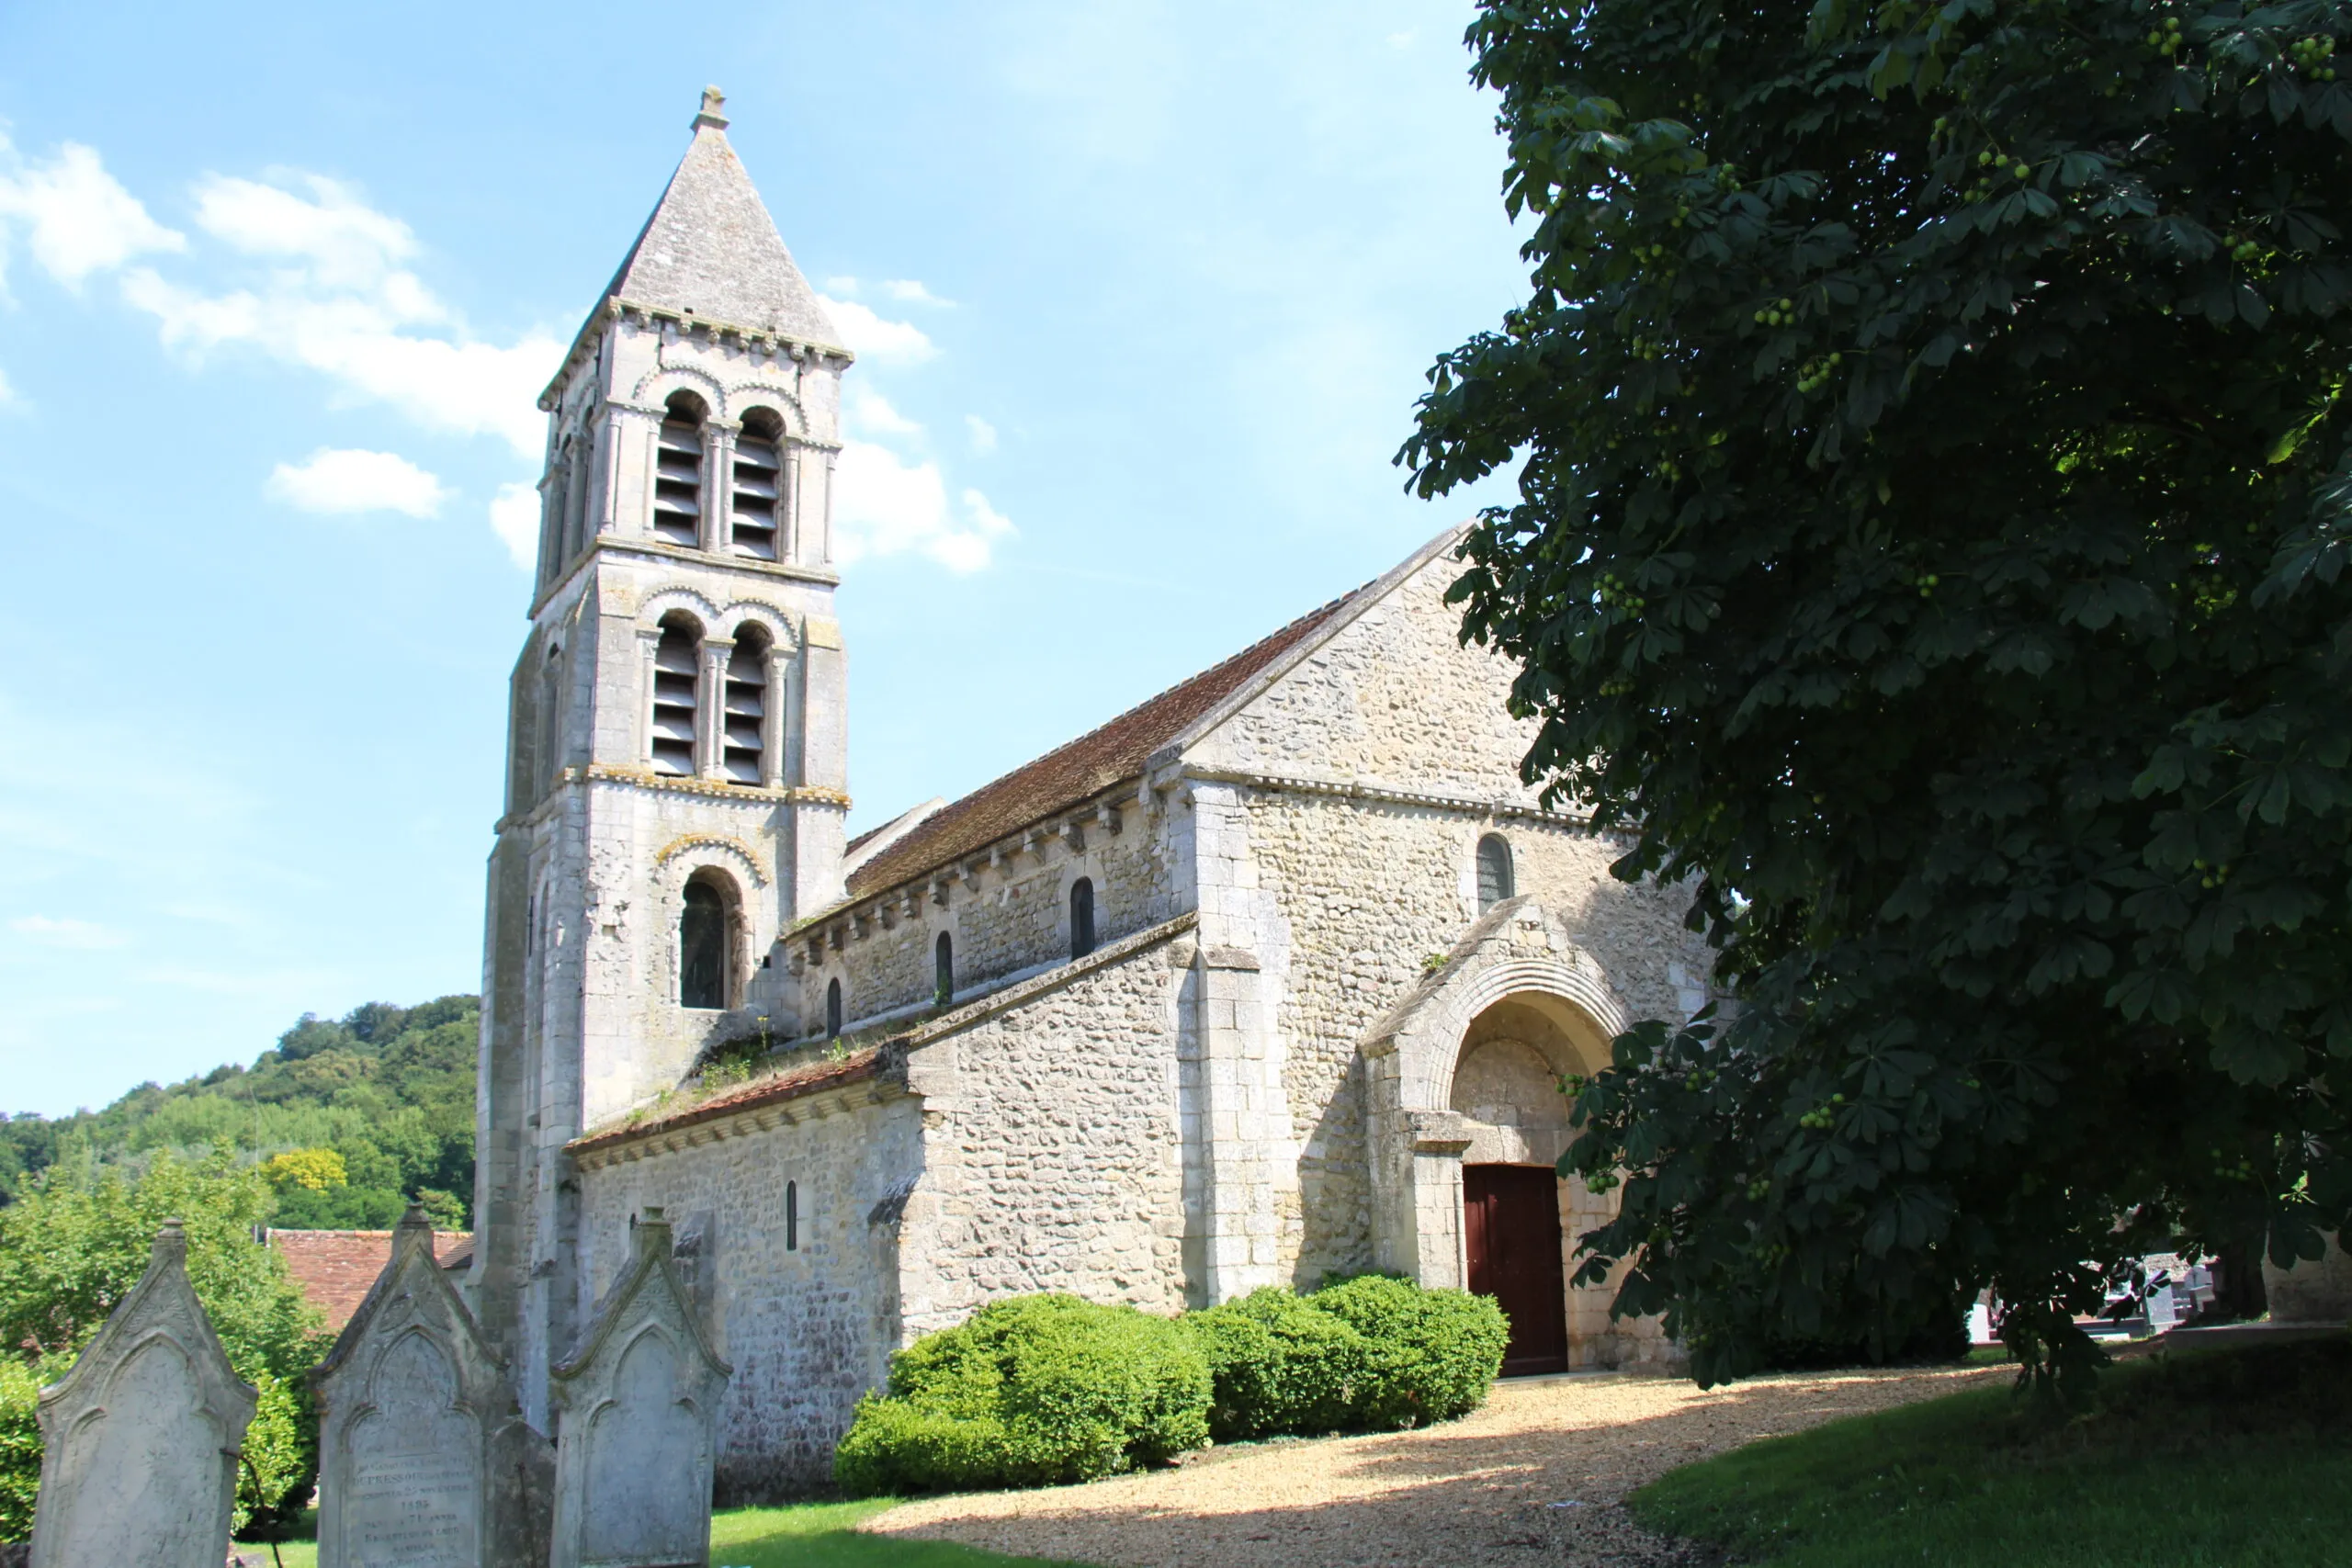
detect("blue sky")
[0,2,1527,1117]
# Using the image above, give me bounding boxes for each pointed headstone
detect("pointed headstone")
[28,1219,258,1568]
[311,1204,551,1568]
[548,1207,731,1568]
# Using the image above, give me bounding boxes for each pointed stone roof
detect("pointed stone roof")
[593,87,844,353]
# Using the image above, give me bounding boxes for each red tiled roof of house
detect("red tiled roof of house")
[268,1227,472,1334]
[841,591,1362,902]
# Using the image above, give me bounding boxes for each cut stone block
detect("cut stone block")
[28,1219,258,1568]
[311,1204,551,1568]
[548,1207,731,1568]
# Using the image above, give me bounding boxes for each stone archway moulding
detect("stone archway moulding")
[1358,896,1633,1289]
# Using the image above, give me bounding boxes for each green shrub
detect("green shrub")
[835,1294,1210,1496]
[1311,1274,1508,1429]
[0,1359,37,1544]
[1188,1287,1364,1441]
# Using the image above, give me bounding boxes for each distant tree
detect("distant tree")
[261,1146,349,1195]
[1404,0,2352,1395]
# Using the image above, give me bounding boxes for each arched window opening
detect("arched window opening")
[653,392,707,547]
[732,410,783,560]
[680,878,728,1009]
[1069,877,1096,961]
[785,1179,799,1251]
[934,931,954,1006]
[825,977,843,1039]
[722,630,769,784]
[1476,833,1515,913]
[650,615,702,777]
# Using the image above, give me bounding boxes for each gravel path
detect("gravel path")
[865,1361,2008,1567]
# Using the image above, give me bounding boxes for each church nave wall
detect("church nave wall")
[894,929,1192,1339]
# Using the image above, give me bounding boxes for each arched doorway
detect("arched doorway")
[1451,994,1602,1375]
[1363,898,1657,1371]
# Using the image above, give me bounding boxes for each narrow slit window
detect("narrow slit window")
[731,413,783,559]
[1069,877,1096,960]
[652,394,706,547]
[650,618,701,777]
[1476,833,1515,912]
[934,931,954,1006]
[825,977,842,1039]
[785,1180,799,1252]
[722,634,767,784]
[680,880,725,1009]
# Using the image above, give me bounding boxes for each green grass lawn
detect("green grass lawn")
[240,1498,1070,1568]
[1629,1333,2352,1567]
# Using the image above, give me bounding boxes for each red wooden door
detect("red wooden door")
[1464,1164,1569,1376]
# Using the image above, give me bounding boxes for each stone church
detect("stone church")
[469,89,1713,1495]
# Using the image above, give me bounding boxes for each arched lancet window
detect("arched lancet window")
[1069,877,1096,961]
[537,641,563,795]
[653,391,707,547]
[785,1179,799,1252]
[1476,833,1516,913]
[825,976,843,1039]
[680,876,728,1009]
[934,931,954,1006]
[650,615,702,777]
[732,409,784,560]
[721,627,769,784]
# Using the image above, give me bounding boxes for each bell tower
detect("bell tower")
[469,87,853,1425]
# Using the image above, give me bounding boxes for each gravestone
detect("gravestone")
[311,1203,550,1568]
[548,1207,731,1568]
[28,1219,258,1568]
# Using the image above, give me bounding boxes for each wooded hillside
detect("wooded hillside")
[0,997,479,1226]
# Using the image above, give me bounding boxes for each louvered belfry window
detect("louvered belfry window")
[722,633,767,784]
[731,412,783,559]
[650,617,701,777]
[653,393,707,547]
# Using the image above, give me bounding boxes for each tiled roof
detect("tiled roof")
[842,590,1363,901]
[590,94,842,352]
[570,1048,884,1156]
[269,1228,472,1334]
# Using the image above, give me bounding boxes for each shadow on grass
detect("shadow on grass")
[1632,1333,2352,1568]
[713,1498,1081,1567]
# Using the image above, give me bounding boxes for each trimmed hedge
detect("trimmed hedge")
[1189,1287,1365,1441]
[836,1278,1510,1495]
[834,1293,1211,1496]
[1310,1274,1509,1429]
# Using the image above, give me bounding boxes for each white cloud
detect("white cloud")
[1387,29,1418,48]
[7,915,127,950]
[823,275,860,297]
[0,136,185,289]
[817,294,936,364]
[834,440,1014,573]
[489,482,540,570]
[965,414,998,454]
[115,172,559,456]
[0,366,16,405]
[880,278,953,307]
[266,447,449,517]
[849,389,923,439]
